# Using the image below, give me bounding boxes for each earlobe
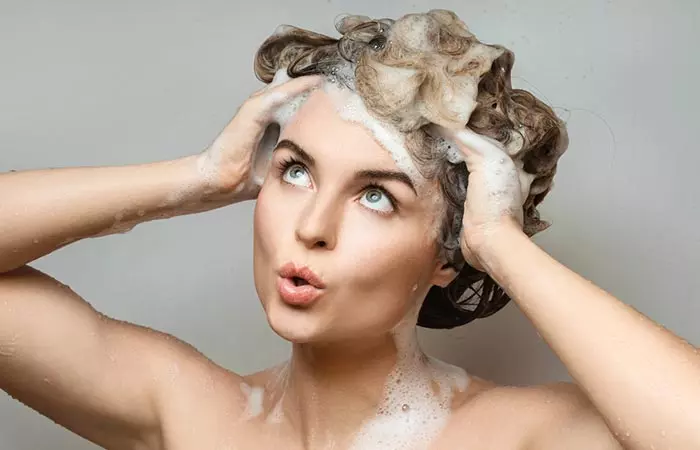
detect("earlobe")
[431,262,459,288]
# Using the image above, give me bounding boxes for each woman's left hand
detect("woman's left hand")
[431,126,528,270]
[431,130,700,450]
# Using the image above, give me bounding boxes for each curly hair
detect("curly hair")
[254,10,569,329]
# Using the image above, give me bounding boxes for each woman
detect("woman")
[1,10,698,450]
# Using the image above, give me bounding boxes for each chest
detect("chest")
[159,399,533,450]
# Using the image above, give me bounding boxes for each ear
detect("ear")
[429,259,459,288]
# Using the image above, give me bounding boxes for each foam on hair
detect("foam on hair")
[254,9,569,328]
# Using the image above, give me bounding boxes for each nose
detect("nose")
[295,194,340,251]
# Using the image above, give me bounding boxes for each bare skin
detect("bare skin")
[1,76,698,450]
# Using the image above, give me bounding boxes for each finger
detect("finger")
[426,125,484,164]
[430,124,510,161]
[453,128,507,160]
[254,75,323,115]
[423,124,464,164]
[225,75,321,146]
[234,76,322,142]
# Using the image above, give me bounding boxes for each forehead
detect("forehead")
[280,88,401,171]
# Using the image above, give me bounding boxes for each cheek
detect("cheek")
[338,214,436,293]
[253,183,303,309]
[335,229,434,336]
[253,184,289,275]
[419,185,448,240]
[252,188,272,301]
[254,182,295,244]
[253,187,274,251]
[336,210,441,329]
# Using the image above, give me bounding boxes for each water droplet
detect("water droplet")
[402,403,410,412]
[369,36,387,51]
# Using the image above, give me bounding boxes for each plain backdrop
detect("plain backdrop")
[1,0,698,448]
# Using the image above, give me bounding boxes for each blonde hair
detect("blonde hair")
[254,10,568,328]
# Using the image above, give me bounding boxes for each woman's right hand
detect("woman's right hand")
[0,74,322,274]
[197,75,322,202]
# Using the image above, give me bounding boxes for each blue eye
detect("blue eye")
[282,164,312,188]
[360,188,394,213]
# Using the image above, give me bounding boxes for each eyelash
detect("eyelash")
[275,157,399,213]
[276,155,304,179]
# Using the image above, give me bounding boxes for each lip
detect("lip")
[277,262,326,306]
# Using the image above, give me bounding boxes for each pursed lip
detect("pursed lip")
[278,262,326,289]
[276,262,327,307]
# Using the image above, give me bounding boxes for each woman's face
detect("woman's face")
[253,88,455,344]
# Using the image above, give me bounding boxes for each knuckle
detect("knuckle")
[241,96,260,111]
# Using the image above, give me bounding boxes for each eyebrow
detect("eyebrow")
[274,138,417,195]
[274,139,316,167]
[355,169,417,195]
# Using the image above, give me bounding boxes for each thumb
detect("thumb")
[246,75,323,124]
[231,75,323,148]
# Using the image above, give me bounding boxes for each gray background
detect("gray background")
[1,0,698,448]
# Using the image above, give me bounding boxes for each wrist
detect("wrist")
[466,217,526,270]
[189,152,251,203]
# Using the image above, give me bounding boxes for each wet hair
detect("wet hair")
[254,10,569,328]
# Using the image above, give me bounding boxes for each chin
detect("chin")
[264,298,327,344]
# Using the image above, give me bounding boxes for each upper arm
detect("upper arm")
[0,266,206,449]
[526,383,623,450]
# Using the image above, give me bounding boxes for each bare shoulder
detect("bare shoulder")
[520,382,622,449]
[113,321,248,423]
[470,381,592,414]
[454,380,621,450]
[0,265,249,449]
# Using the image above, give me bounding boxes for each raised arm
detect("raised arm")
[443,126,700,450]
[0,76,321,449]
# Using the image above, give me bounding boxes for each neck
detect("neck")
[272,329,424,449]
[299,331,422,446]
[259,305,470,450]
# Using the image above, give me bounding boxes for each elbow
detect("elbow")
[0,264,34,280]
[0,257,29,275]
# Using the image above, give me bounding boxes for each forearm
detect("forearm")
[0,154,240,273]
[481,225,700,449]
